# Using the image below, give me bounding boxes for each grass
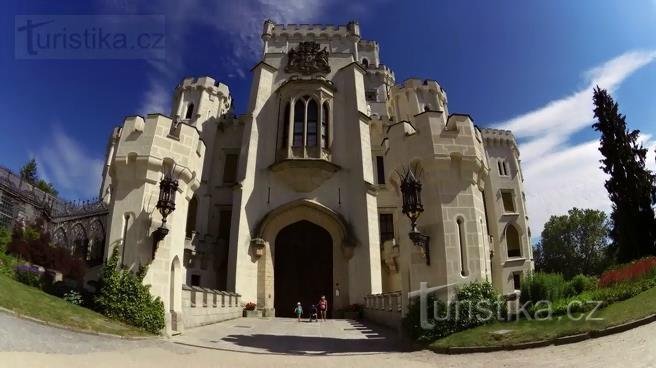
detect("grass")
[0,273,151,337]
[431,286,656,349]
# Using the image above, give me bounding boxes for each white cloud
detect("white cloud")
[129,0,332,115]
[37,128,104,199]
[495,50,656,236]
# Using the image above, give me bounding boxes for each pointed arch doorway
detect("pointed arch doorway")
[274,220,333,317]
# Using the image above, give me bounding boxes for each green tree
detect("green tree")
[18,159,58,196]
[534,208,610,278]
[19,158,38,184]
[35,179,58,196]
[592,87,656,262]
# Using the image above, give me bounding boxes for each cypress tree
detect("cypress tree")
[592,87,656,262]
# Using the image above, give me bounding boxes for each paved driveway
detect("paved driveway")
[1,312,655,368]
[171,317,408,355]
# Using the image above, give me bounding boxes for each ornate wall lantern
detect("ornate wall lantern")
[399,166,430,265]
[153,172,179,245]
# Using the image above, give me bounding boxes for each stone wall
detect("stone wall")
[363,292,402,330]
[181,285,242,329]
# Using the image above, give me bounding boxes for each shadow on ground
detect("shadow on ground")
[218,320,409,356]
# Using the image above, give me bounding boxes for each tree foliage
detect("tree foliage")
[534,208,610,278]
[18,159,58,196]
[19,159,38,184]
[592,87,656,262]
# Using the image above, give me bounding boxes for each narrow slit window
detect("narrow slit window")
[306,99,318,147]
[185,103,195,119]
[293,100,305,147]
[457,218,468,276]
[376,156,385,184]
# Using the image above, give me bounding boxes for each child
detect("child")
[309,304,318,322]
[294,302,303,322]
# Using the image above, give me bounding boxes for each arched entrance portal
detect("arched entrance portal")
[274,220,333,317]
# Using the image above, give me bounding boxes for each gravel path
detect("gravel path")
[1,312,655,368]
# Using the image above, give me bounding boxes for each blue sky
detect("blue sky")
[1,0,655,234]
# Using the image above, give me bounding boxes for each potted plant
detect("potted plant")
[243,302,260,318]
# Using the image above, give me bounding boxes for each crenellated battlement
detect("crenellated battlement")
[390,78,448,119]
[263,20,360,40]
[176,76,231,100]
[113,114,205,180]
[480,128,518,151]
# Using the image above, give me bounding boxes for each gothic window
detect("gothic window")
[506,224,521,258]
[498,159,510,176]
[321,101,329,148]
[223,154,238,184]
[185,103,195,119]
[457,218,469,276]
[362,58,369,67]
[293,99,305,147]
[88,221,105,266]
[376,156,385,184]
[378,213,394,244]
[306,99,318,147]
[501,190,516,213]
[513,272,522,290]
[71,223,88,259]
[282,102,290,147]
[52,227,68,248]
[186,195,198,238]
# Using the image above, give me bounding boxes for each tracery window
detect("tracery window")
[52,227,68,249]
[88,221,105,266]
[283,95,331,151]
[71,223,88,259]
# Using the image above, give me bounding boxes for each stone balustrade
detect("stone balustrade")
[181,285,242,329]
[363,291,402,330]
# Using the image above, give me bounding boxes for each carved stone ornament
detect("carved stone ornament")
[285,41,331,75]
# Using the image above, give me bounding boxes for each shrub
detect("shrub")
[565,274,598,297]
[63,290,84,305]
[403,281,505,342]
[15,264,44,288]
[520,272,567,304]
[94,247,164,334]
[244,302,256,311]
[6,221,87,282]
[599,257,656,288]
[0,226,10,253]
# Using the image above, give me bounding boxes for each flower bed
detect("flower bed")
[599,257,656,287]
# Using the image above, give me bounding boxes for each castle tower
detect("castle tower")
[172,77,231,133]
[384,79,491,307]
[104,113,205,334]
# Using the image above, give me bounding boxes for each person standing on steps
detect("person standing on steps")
[318,296,328,322]
[294,302,303,322]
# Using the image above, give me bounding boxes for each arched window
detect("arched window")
[52,227,67,248]
[71,223,88,259]
[306,99,318,147]
[186,195,198,238]
[506,224,521,258]
[88,221,105,266]
[282,102,290,147]
[362,58,369,67]
[457,218,469,276]
[293,100,305,147]
[185,103,195,119]
[321,102,329,148]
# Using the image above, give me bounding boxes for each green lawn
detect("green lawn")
[431,286,656,349]
[0,274,151,337]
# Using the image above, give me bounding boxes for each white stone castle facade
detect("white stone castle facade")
[99,21,532,333]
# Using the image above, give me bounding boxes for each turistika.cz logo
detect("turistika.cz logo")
[15,15,165,59]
